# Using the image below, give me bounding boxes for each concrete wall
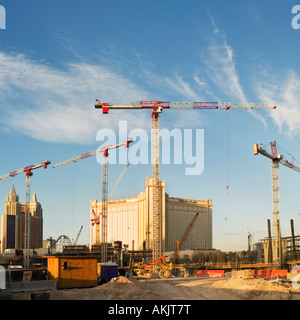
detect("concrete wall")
[165,197,213,252]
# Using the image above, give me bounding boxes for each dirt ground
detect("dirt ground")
[11,275,300,300]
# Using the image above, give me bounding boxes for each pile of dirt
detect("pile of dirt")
[212,277,298,300]
[213,277,287,292]
[11,276,300,300]
[101,276,134,289]
[107,276,133,284]
[48,276,162,300]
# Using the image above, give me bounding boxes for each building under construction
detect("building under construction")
[90,177,213,253]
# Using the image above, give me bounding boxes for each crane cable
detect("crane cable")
[225,111,230,220]
[72,163,76,241]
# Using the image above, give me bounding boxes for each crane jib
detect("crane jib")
[95,101,276,112]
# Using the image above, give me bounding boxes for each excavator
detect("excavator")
[132,212,199,279]
[132,254,173,279]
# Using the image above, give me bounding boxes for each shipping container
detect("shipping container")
[46,256,98,289]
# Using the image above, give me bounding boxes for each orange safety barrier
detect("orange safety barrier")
[195,270,209,277]
[290,269,300,273]
[256,269,271,278]
[271,270,288,278]
[195,270,225,278]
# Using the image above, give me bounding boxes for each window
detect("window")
[62,261,68,270]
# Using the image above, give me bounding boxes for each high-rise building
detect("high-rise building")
[4,184,21,216]
[1,185,43,253]
[27,193,43,249]
[90,177,213,252]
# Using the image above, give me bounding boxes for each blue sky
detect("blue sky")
[0,0,300,251]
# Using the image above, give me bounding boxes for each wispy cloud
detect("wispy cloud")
[0,52,150,144]
[0,51,215,143]
[204,18,246,102]
[202,17,268,128]
[0,17,283,146]
[255,68,300,136]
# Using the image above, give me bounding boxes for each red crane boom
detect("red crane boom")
[176,212,199,254]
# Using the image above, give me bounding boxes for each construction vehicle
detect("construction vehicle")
[95,100,276,262]
[132,254,173,279]
[253,141,300,267]
[0,160,51,268]
[53,138,133,262]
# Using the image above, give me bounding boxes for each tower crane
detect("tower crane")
[95,100,276,260]
[253,141,300,267]
[0,160,51,269]
[53,138,132,262]
[176,212,199,255]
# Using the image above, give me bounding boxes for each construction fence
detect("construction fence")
[195,269,300,279]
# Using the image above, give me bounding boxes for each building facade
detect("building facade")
[1,185,43,253]
[90,177,213,252]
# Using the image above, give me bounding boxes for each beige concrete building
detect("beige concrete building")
[90,178,213,252]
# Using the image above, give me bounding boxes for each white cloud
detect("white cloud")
[0,51,216,143]
[0,52,150,144]
[255,69,300,136]
[202,18,269,128]
[204,35,247,102]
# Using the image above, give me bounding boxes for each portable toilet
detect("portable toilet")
[101,262,118,283]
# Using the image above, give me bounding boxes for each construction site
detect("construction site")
[1,100,300,301]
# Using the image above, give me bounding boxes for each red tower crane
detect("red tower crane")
[95,100,276,260]
[0,160,51,269]
[253,141,300,267]
[53,138,133,262]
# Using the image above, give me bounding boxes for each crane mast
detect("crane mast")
[95,100,275,261]
[0,160,51,269]
[151,106,162,261]
[253,142,300,267]
[101,148,109,262]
